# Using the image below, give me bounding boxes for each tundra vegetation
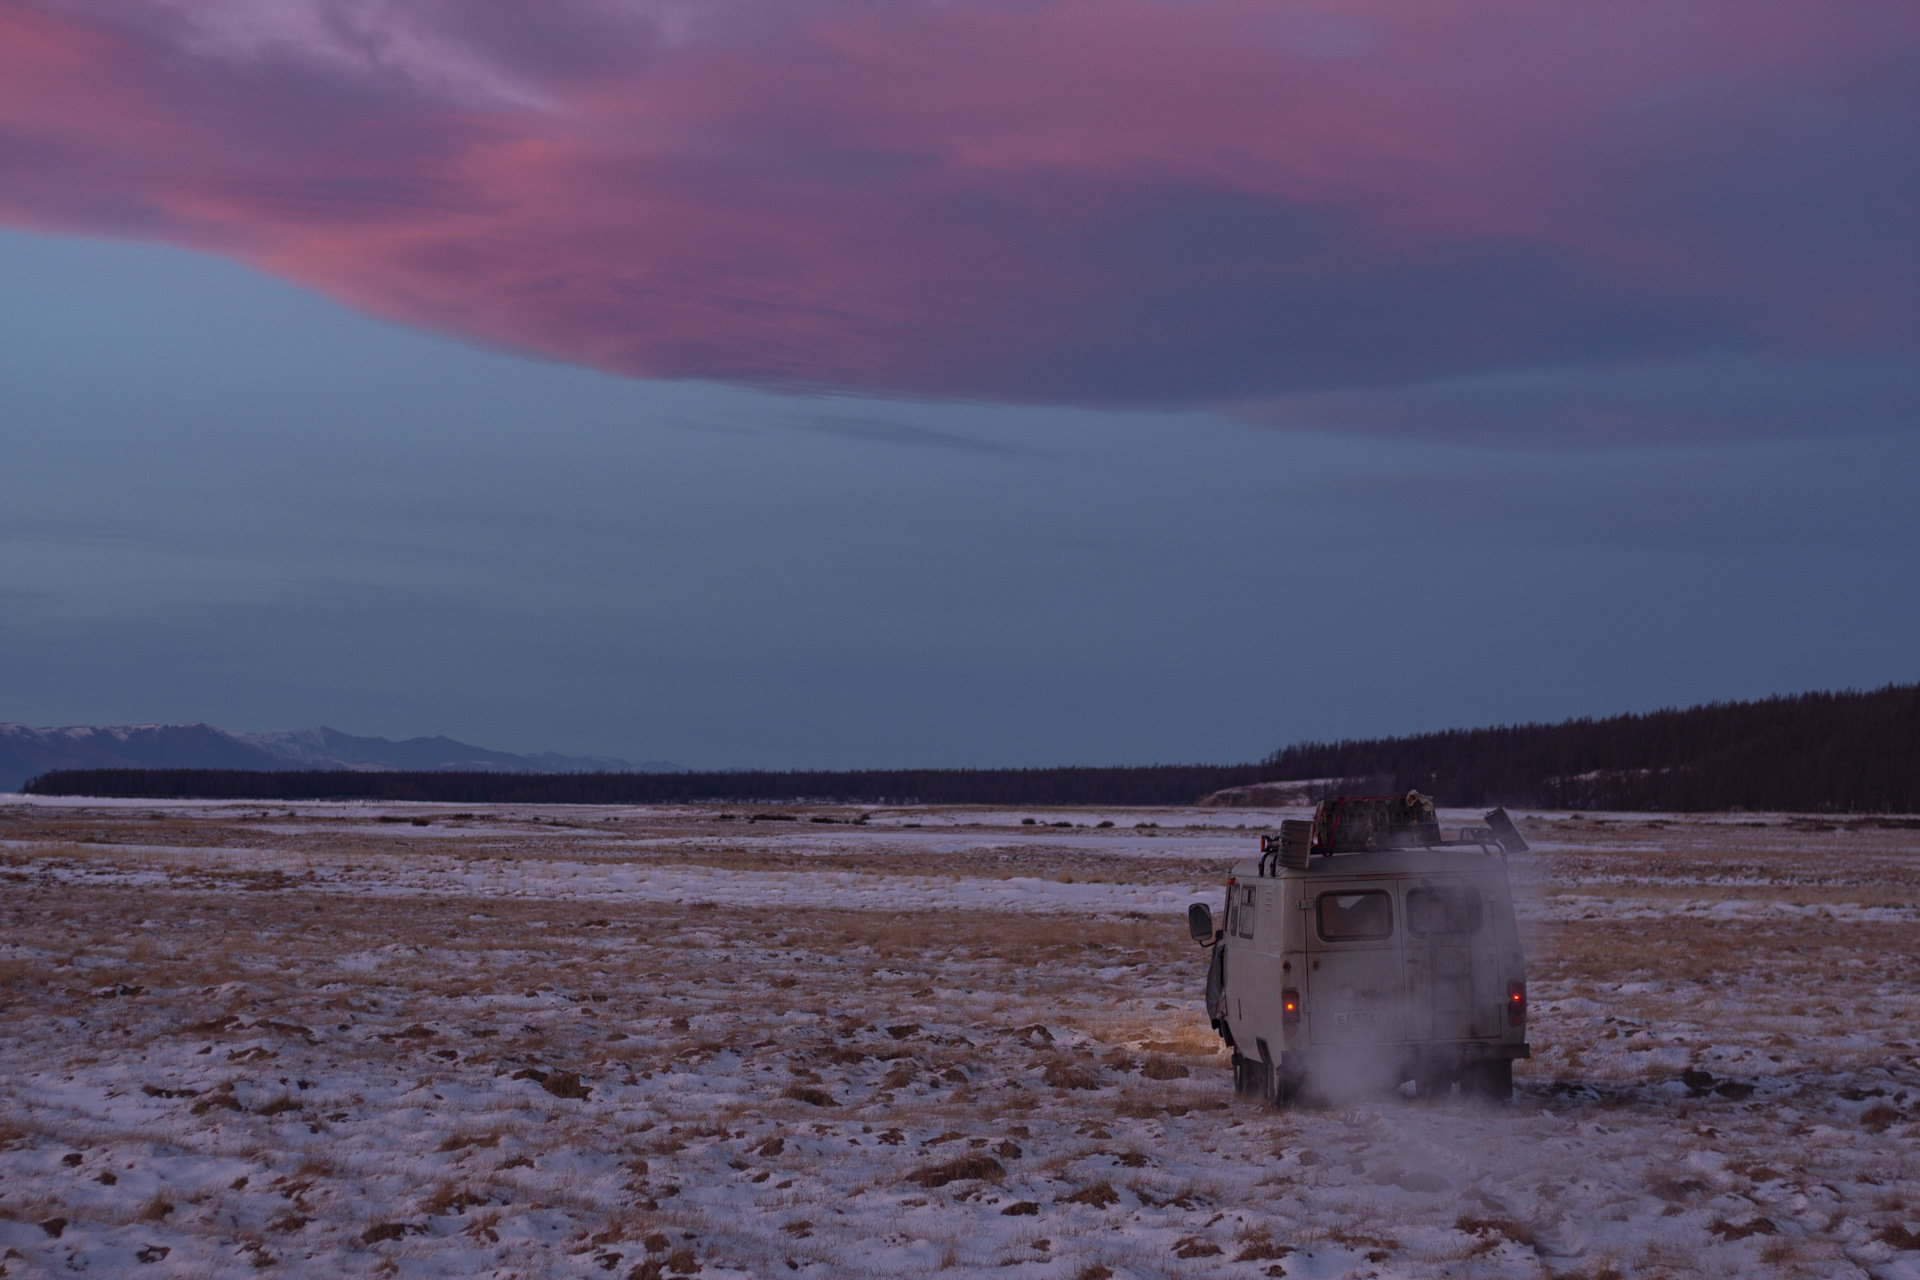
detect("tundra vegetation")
[0,800,1915,1277]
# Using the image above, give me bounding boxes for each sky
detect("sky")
[1,0,1916,769]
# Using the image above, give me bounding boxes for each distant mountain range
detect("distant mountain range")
[0,723,680,792]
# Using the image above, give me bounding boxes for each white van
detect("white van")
[1189,796,1530,1102]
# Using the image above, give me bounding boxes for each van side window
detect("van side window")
[1235,885,1257,938]
[1407,885,1483,937]
[1316,890,1393,941]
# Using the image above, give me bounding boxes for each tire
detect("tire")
[1465,1059,1513,1101]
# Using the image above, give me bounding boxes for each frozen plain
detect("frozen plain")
[0,799,1915,1279]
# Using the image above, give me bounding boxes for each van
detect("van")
[1188,795,1530,1102]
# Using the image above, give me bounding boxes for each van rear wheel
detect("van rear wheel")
[1463,1059,1513,1101]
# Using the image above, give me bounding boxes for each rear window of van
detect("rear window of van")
[1316,890,1393,941]
[1407,884,1484,937]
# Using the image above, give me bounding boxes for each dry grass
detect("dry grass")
[0,800,1914,1278]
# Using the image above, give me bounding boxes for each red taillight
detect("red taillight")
[1508,981,1527,1027]
[1281,989,1301,1034]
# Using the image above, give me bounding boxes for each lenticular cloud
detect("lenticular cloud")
[1,0,1913,408]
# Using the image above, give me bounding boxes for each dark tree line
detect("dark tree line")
[1260,682,1919,812]
[24,682,1916,810]
[20,763,1271,807]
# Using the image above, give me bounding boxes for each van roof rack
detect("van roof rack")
[1256,794,1528,862]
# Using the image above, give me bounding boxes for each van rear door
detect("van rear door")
[1305,886,1406,1046]
[1404,878,1497,1040]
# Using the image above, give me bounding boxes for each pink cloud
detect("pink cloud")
[2,0,1914,404]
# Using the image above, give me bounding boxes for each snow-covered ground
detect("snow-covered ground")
[0,800,1915,1278]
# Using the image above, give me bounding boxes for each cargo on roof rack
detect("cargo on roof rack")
[1262,791,1530,859]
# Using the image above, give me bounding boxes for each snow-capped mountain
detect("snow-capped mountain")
[0,723,677,792]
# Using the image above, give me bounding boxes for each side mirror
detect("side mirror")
[1187,903,1215,943]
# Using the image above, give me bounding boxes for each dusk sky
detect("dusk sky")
[2,0,1916,768]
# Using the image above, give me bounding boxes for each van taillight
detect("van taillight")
[1508,981,1526,1027]
[1281,989,1300,1034]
